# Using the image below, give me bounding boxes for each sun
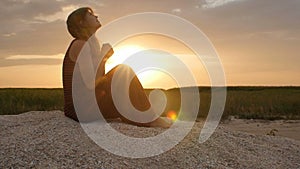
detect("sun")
[105,44,144,72]
[105,44,179,89]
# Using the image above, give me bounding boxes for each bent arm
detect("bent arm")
[69,40,114,89]
[95,44,114,85]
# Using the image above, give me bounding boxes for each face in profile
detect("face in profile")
[82,9,102,31]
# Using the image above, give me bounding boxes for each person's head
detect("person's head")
[67,7,101,40]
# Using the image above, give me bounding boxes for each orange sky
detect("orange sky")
[0,0,299,88]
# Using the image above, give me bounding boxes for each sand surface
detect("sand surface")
[1,111,299,168]
[221,117,300,141]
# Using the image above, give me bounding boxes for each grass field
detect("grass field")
[0,88,64,116]
[0,87,299,120]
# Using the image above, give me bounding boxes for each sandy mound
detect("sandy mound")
[1,111,299,168]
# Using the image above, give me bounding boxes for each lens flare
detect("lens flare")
[167,110,177,121]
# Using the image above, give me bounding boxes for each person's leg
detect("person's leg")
[95,73,120,119]
[96,64,172,127]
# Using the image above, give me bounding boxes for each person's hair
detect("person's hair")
[66,7,94,40]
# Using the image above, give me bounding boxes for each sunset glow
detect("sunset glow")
[106,45,144,72]
[0,1,299,88]
[107,45,143,65]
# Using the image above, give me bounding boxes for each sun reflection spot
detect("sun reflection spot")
[167,110,177,121]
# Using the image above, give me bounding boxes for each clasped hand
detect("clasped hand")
[101,43,114,62]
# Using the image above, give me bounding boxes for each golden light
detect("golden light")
[167,110,177,121]
[106,44,177,89]
[105,45,144,72]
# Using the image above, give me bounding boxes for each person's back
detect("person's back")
[62,40,78,122]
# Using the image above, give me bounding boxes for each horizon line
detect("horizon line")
[1,85,300,90]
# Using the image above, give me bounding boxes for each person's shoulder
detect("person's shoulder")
[69,39,87,62]
[72,39,86,47]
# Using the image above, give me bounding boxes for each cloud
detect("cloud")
[196,0,300,37]
[0,0,105,34]
[0,58,62,67]
[202,0,245,9]
[2,33,16,37]
[0,52,64,68]
[172,8,182,14]
[0,0,64,35]
[0,20,71,58]
[34,5,79,22]
[0,0,299,71]
[6,53,64,60]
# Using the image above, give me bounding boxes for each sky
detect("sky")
[0,0,299,88]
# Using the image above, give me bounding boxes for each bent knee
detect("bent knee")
[116,64,133,71]
[106,64,136,78]
[112,64,136,75]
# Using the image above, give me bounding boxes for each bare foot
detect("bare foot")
[149,117,173,128]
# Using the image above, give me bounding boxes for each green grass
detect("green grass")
[223,87,300,120]
[0,87,299,120]
[146,87,300,120]
[0,88,64,115]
